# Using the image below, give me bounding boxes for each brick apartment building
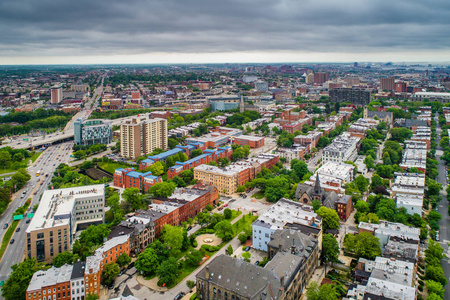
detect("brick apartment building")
[294,131,323,150]
[135,183,219,235]
[232,135,265,148]
[113,168,162,192]
[168,147,232,179]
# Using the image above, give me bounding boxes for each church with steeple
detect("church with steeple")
[295,174,339,209]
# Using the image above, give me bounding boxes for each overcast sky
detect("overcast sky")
[0,0,449,65]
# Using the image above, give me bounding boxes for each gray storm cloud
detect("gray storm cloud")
[0,0,448,57]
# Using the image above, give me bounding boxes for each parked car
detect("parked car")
[254,261,260,265]
[174,292,185,300]
[244,246,250,252]
[187,226,192,231]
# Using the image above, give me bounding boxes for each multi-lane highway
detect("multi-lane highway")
[0,76,104,295]
[4,77,105,150]
[0,141,74,283]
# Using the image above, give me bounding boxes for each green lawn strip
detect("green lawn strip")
[98,162,133,174]
[31,152,43,163]
[252,191,264,199]
[232,214,258,234]
[228,210,242,222]
[0,220,19,260]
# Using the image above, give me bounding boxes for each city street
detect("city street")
[434,114,450,300]
[0,77,104,299]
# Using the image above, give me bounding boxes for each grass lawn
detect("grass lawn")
[98,161,133,174]
[228,210,242,222]
[233,214,258,234]
[30,152,43,163]
[0,220,19,260]
[252,191,265,199]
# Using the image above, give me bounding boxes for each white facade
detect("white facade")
[252,198,320,251]
[70,278,85,300]
[323,133,360,163]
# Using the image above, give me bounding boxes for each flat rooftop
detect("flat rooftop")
[26,184,104,233]
[254,198,320,231]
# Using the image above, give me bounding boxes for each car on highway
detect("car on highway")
[10,239,15,244]
[26,219,31,224]
[3,223,8,229]
[16,227,20,232]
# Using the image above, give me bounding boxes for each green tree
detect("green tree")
[311,200,322,212]
[317,207,340,231]
[156,257,179,286]
[425,265,447,286]
[184,249,203,267]
[2,258,48,300]
[223,208,232,219]
[186,280,196,290]
[167,138,178,149]
[227,245,233,255]
[147,161,165,176]
[85,294,99,300]
[135,247,160,276]
[149,182,177,197]
[190,149,203,158]
[102,262,120,287]
[322,234,339,264]
[236,185,246,193]
[116,253,132,268]
[214,220,234,242]
[291,159,309,179]
[0,151,11,167]
[364,155,375,169]
[121,188,143,211]
[13,152,24,162]
[344,232,381,259]
[306,282,338,300]
[426,293,443,300]
[354,175,369,193]
[52,251,75,267]
[426,280,444,298]
[162,225,184,256]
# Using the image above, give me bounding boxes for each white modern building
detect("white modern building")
[26,185,105,263]
[322,132,360,163]
[252,198,321,251]
[391,172,425,216]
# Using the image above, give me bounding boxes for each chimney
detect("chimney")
[279,244,283,251]
[291,239,296,254]
[280,275,285,289]
[205,265,210,279]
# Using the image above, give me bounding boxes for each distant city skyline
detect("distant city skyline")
[0,0,449,65]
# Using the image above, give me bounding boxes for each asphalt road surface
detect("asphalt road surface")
[434,113,450,300]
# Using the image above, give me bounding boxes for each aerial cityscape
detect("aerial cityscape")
[0,1,450,300]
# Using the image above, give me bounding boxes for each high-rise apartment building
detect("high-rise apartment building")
[395,82,407,93]
[305,73,315,83]
[313,72,330,84]
[51,84,63,104]
[380,77,395,91]
[74,119,112,146]
[329,87,371,105]
[26,185,105,263]
[120,114,168,159]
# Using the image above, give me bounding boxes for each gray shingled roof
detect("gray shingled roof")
[196,254,283,300]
